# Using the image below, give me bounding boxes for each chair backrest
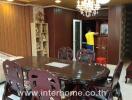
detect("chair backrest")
[76,48,95,64]
[58,47,73,60]
[112,61,124,89]
[3,60,24,92]
[28,69,61,100]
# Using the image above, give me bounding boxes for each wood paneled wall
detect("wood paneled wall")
[44,7,76,57]
[0,3,32,56]
[108,6,122,64]
[44,7,108,58]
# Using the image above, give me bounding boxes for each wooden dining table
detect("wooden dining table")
[14,56,110,83]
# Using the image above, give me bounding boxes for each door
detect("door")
[73,19,82,61]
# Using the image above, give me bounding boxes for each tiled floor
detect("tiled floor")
[0,64,132,100]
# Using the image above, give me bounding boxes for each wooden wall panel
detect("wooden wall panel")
[45,7,108,58]
[108,6,122,64]
[54,8,76,57]
[44,7,76,57]
[0,3,32,56]
[44,8,55,57]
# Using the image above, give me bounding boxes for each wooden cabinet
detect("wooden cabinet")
[82,19,108,59]
[94,36,108,58]
[31,22,49,57]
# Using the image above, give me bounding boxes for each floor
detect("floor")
[0,64,132,100]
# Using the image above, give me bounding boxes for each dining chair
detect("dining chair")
[28,69,61,100]
[125,62,132,83]
[58,47,73,60]
[57,47,74,95]
[87,61,124,100]
[76,48,95,64]
[64,48,95,96]
[2,60,28,100]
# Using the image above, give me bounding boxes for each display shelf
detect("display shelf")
[31,22,49,57]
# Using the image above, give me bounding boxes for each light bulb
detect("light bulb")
[55,0,61,4]
[97,0,110,4]
[7,0,14,1]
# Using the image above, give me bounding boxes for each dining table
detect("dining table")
[14,56,110,83]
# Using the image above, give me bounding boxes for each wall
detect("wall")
[121,5,132,60]
[44,7,76,57]
[0,3,32,56]
[45,7,109,58]
[108,6,122,64]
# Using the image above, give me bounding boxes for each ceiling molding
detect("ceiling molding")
[100,7,109,10]
[43,5,108,11]
[43,5,77,11]
[0,1,28,6]
[0,1,44,7]
[0,1,109,11]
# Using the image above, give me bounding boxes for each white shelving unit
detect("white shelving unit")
[31,22,49,57]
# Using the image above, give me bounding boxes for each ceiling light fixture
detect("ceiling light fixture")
[97,0,110,4]
[76,0,101,17]
[7,0,14,1]
[55,0,61,4]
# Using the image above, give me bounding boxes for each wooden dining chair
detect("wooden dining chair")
[76,48,95,64]
[87,61,124,100]
[2,60,28,100]
[65,48,95,96]
[28,69,61,100]
[58,47,74,98]
[58,47,73,60]
[125,62,132,83]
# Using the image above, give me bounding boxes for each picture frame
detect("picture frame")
[100,23,108,35]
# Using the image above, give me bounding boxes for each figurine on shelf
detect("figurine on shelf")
[35,11,44,23]
[41,34,46,41]
[37,42,41,50]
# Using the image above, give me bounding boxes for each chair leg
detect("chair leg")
[2,82,11,100]
[115,84,122,100]
[125,76,127,83]
[118,92,122,100]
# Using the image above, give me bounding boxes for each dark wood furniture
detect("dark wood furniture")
[76,49,95,64]
[14,56,110,100]
[2,60,28,100]
[125,63,132,83]
[88,61,124,100]
[14,56,110,82]
[94,34,108,59]
[57,47,73,95]
[58,47,73,60]
[28,69,61,100]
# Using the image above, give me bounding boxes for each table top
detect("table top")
[14,56,110,82]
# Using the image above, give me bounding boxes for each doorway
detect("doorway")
[73,19,82,61]
[82,20,96,49]
[73,19,108,61]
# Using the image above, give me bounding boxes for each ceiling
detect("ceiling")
[15,0,132,9]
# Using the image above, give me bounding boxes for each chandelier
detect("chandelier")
[76,0,101,17]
